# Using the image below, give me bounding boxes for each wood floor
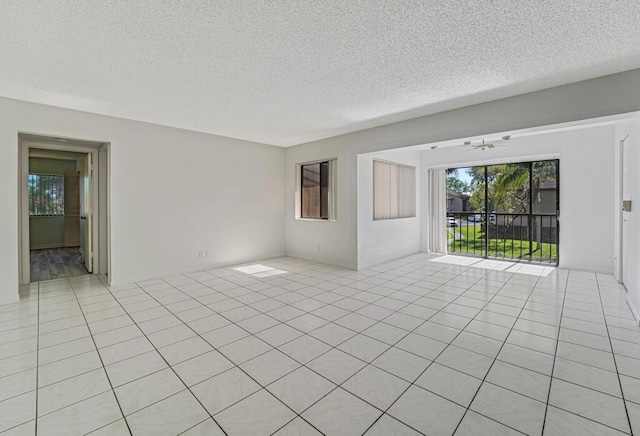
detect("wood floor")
[30,247,87,281]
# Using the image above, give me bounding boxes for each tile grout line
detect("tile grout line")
[360,264,535,435]
[164,259,624,434]
[260,259,490,435]
[1,284,608,369]
[268,262,501,435]
[16,267,533,345]
[96,279,241,435]
[66,278,134,436]
[85,260,640,428]
[449,268,550,436]
[144,277,339,435]
[122,259,464,434]
[545,273,638,433]
[595,273,635,436]
[538,274,638,435]
[540,269,570,435]
[98,283,232,436]
[349,268,504,434]
[143,275,370,434]
[17,256,634,435]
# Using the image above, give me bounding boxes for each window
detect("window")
[28,174,65,216]
[373,160,416,220]
[300,159,337,220]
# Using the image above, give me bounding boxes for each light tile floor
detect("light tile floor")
[1,254,639,435]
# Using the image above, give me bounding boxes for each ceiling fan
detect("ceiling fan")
[464,135,511,151]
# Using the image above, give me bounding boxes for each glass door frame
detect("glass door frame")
[447,159,559,266]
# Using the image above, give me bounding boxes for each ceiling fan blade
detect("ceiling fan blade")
[462,138,508,150]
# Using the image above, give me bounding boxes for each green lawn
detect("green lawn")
[447,223,557,264]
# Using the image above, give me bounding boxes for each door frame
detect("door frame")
[446,158,560,266]
[18,138,110,285]
[616,135,627,283]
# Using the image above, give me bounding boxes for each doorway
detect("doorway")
[28,149,87,280]
[19,134,110,284]
[445,159,560,265]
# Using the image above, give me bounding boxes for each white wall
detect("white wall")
[619,118,640,323]
[285,69,640,270]
[285,145,356,269]
[419,126,616,273]
[357,149,421,269]
[3,70,639,305]
[0,97,285,305]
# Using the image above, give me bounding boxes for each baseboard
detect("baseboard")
[285,254,355,271]
[357,250,421,271]
[627,293,640,326]
[109,267,215,288]
[109,253,288,287]
[0,294,20,306]
[557,263,614,275]
[30,243,65,250]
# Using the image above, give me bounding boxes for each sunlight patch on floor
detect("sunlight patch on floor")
[430,255,554,277]
[233,264,288,277]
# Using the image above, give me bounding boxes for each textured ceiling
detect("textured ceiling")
[1,1,639,146]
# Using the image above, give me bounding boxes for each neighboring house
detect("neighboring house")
[535,180,558,214]
[447,190,470,212]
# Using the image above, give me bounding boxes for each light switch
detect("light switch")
[622,200,632,212]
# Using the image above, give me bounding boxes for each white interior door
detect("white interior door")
[82,154,93,273]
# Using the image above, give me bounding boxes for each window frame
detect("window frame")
[28,173,66,217]
[296,158,337,221]
[300,161,329,219]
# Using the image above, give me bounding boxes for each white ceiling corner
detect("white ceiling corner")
[1,0,639,147]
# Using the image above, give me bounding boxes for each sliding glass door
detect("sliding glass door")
[446,159,559,265]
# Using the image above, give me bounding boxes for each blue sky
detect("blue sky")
[449,167,473,185]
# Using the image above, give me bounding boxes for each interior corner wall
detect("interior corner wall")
[0,97,285,305]
[284,69,640,271]
[357,149,421,270]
